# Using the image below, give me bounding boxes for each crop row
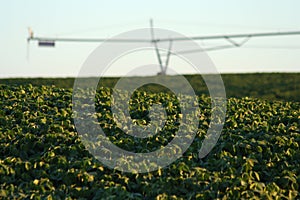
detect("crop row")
[0,85,299,199]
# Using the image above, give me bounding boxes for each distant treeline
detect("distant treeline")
[0,73,299,102]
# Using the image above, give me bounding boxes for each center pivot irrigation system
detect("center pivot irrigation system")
[27,19,300,75]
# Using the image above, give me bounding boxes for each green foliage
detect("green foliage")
[0,85,299,199]
[0,73,299,102]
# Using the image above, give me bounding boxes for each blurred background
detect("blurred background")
[1,0,300,77]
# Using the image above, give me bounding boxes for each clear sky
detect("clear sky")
[1,0,300,77]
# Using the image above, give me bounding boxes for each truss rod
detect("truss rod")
[28,37,151,43]
[157,30,300,42]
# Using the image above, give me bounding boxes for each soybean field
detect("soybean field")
[0,73,299,199]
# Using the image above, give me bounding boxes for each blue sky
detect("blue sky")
[1,0,300,77]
